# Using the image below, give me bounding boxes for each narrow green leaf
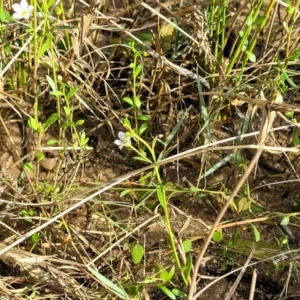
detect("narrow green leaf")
[123,97,133,106]
[120,189,131,197]
[43,113,58,128]
[138,114,151,121]
[86,266,128,299]
[66,87,78,100]
[138,123,147,135]
[63,106,71,117]
[158,285,176,300]
[183,254,193,281]
[61,121,73,128]
[47,139,59,145]
[250,223,261,242]
[75,119,84,126]
[24,162,34,172]
[166,266,175,281]
[133,156,150,162]
[172,288,186,298]
[38,34,54,59]
[50,91,64,96]
[46,75,56,92]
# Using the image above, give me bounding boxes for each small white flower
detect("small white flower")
[12,0,34,20]
[114,131,131,149]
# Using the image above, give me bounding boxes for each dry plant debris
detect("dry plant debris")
[0,0,300,299]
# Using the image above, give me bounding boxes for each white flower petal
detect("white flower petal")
[20,0,29,9]
[12,0,33,20]
[118,131,126,140]
[12,12,22,19]
[114,140,122,146]
[12,3,21,12]
[114,140,124,149]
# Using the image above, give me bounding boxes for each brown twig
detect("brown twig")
[188,107,269,299]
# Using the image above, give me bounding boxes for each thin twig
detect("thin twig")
[188,107,269,299]
[225,248,254,300]
[249,269,257,300]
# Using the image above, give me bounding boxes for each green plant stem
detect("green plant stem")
[125,126,188,285]
[132,49,139,130]
[242,0,274,67]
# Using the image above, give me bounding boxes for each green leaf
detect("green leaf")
[75,119,84,126]
[35,152,45,162]
[0,8,12,22]
[286,5,295,14]
[281,216,290,226]
[250,202,264,213]
[138,114,151,121]
[87,266,128,299]
[47,0,56,8]
[138,123,147,135]
[120,189,131,197]
[61,121,73,128]
[183,239,192,252]
[172,288,186,298]
[134,96,141,108]
[50,91,64,96]
[293,131,300,146]
[253,16,266,25]
[136,32,153,43]
[66,87,78,100]
[63,106,71,117]
[43,113,58,128]
[166,266,175,281]
[156,185,166,208]
[30,232,40,245]
[38,34,54,59]
[131,244,144,265]
[134,64,143,77]
[24,162,34,172]
[288,49,300,61]
[158,285,176,300]
[212,230,222,242]
[133,156,150,163]
[46,75,57,92]
[123,118,132,128]
[246,15,253,26]
[47,139,59,145]
[159,269,169,281]
[250,223,261,242]
[237,197,250,212]
[28,117,38,131]
[183,254,192,281]
[245,50,256,63]
[139,148,147,157]
[123,97,133,106]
